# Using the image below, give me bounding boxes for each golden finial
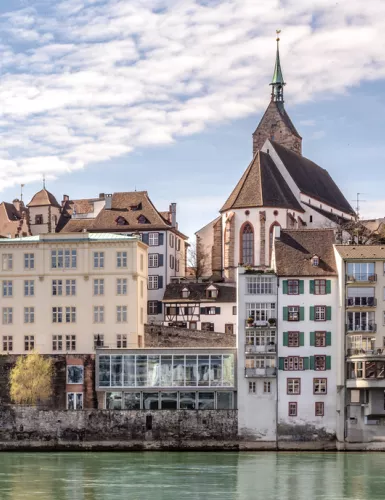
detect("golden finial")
[276,29,281,42]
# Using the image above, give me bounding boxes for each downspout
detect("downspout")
[275,276,279,450]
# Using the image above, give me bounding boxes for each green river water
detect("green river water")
[0,451,383,499]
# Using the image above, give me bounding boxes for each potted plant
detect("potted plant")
[268,318,276,327]
[247,316,254,327]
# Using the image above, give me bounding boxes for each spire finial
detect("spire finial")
[270,30,285,102]
[43,174,46,189]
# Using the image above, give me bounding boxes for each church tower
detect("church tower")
[252,32,302,156]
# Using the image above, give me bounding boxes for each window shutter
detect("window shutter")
[309,356,315,370]
[158,254,164,267]
[157,302,163,314]
[279,357,285,370]
[299,332,304,346]
[283,332,288,346]
[310,331,315,346]
[200,307,206,314]
[326,306,332,320]
[282,280,288,294]
[309,280,315,294]
[303,357,309,370]
[326,332,332,346]
[300,307,305,321]
[142,233,149,245]
[283,306,288,320]
[299,280,304,294]
[215,307,221,314]
[158,233,164,245]
[326,356,332,370]
[326,280,331,294]
[158,276,163,289]
[310,306,315,321]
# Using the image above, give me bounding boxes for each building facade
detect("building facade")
[237,268,277,442]
[162,282,236,334]
[273,228,338,440]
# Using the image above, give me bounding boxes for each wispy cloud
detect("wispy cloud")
[0,0,384,190]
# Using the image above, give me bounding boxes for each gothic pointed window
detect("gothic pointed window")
[241,223,254,265]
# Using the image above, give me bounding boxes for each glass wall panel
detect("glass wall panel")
[210,355,222,386]
[123,392,141,409]
[111,355,123,387]
[161,356,173,386]
[123,355,135,387]
[173,356,185,386]
[161,392,178,409]
[143,392,159,410]
[198,392,214,409]
[179,392,196,409]
[185,356,197,386]
[136,356,147,386]
[148,355,160,386]
[217,392,233,409]
[222,355,234,387]
[198,356,210,386]
[99,355,110,387]
[106,392,122,409]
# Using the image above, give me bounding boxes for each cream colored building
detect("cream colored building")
[0,232,147,354]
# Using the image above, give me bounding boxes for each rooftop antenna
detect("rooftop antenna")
[352,193,366,220]
[20,184,24,202]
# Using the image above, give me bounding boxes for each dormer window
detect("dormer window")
[115,216,128,226]
[181,287,190,299]
[137,214,150,224]
[130,203,142,211]
[206,285,218,299]
[312,255,319,267]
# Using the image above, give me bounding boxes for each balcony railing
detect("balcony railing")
[347,348,384,356]
[245,343,276,354]
[346,297,377,307]
[346,273,377,283]
[244,367,276,377]
[245,319,277,329]
[346,323,377,333]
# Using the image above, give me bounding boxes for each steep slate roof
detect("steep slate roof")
[335,245,385,260]
[274,229,337,276]
[163,283,236,303]
[271,141,355,215]
[221,151,304,213]
[27,189,61,208]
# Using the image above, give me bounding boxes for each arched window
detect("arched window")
[241,223,254,265]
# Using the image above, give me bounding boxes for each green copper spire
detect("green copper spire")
[270,30,285,102]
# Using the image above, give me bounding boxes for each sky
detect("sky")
[0,0,385,240]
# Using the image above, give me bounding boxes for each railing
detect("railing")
[245,343,276,354]
[245,320,277,329]
[347,348,384,356]
[346,297,377,307]
[346,323,377,333]
[346,273,377,283]
[244,367,276,377]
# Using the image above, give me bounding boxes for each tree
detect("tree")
[187,236,210,280]
[335,219,385,245]
[10,352,53,405]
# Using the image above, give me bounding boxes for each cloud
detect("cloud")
[0,0,384,190]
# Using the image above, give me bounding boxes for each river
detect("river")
[0,451,382,499]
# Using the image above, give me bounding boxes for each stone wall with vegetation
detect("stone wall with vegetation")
[144,324,236,348]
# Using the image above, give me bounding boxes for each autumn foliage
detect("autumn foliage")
[10,352,53,405]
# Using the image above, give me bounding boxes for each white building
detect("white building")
[273,228,338,440]
[162,282,236,334]
[237,268,277,443]
[0,232,147,354]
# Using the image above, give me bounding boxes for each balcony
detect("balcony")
[346,297,377,308]
[346,273,377,283]
[245,319,277,330]
[245,343,276,354]
[244,367,276,378]
[347,348,384,357]
[346,323,377,333]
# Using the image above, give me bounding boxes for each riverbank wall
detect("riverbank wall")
[0,407,383,451]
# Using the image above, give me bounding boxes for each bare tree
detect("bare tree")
[335,219,385,245]
[187,237,210,280]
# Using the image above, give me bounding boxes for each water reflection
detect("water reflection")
[0,452,385,499]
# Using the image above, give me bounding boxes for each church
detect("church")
[196,36,355,281]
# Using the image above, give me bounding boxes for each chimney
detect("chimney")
[62,194,69,208]
[274,225,281,239]
[105,194,112,210]
[99,193,105,199]
[170,203,177,228]
[12,199,20,213]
